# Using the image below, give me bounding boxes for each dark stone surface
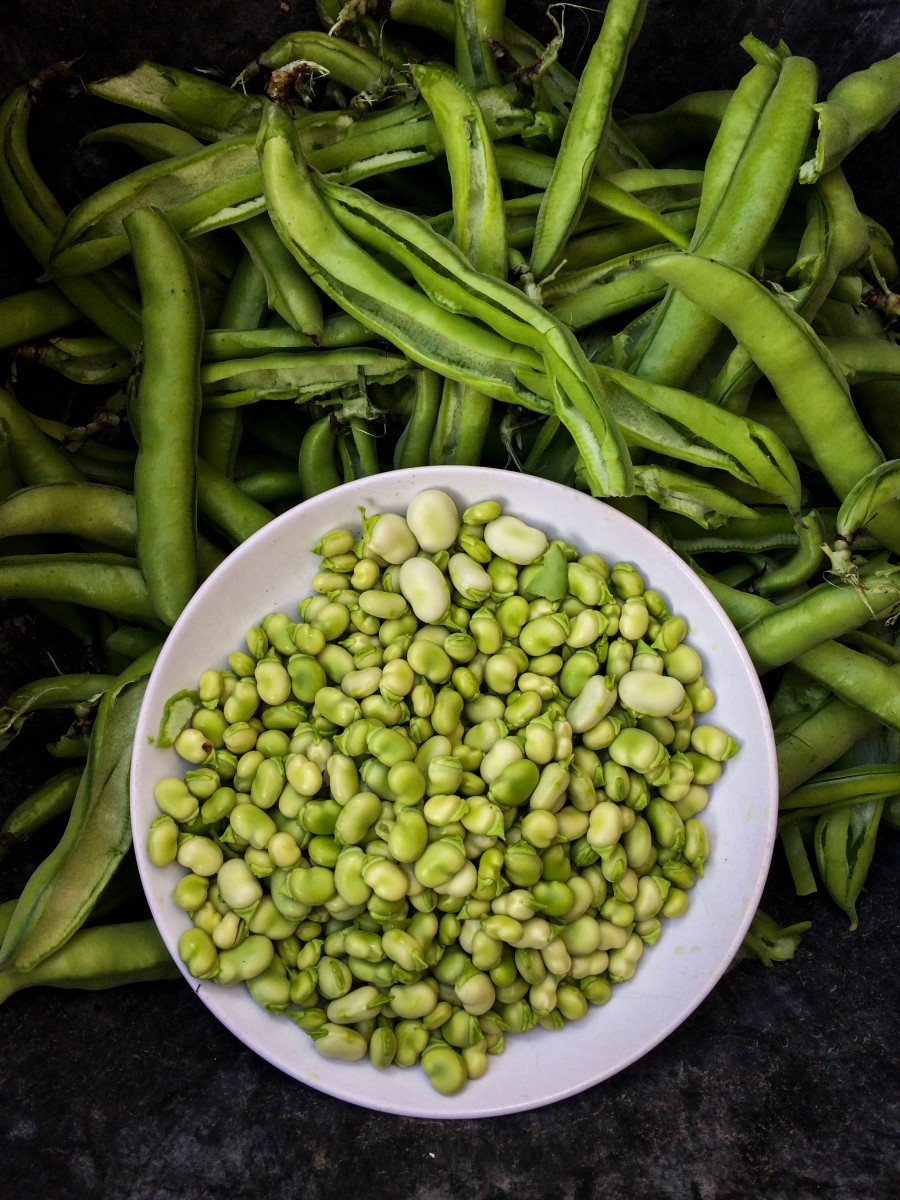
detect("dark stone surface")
[1,2,898,1197]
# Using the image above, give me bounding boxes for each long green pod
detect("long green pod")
[4,673,117,719]
[494,144,690,253]
[0,647,159,972]
[739,566,900,674]
[453,0,504,89]
[0,388,85,485]
[644,252,900,553]
[544,238,686,306]
[696,565,900,730]
[595,364,801,507]
[0,918,177,1005]
[126,207,203,627]
[202,314,376,361]
[823,456,900,583]
[619,90,733,161]
[235,469,303,505]
[708,167,870,411]
[396,371,442,469]
[51,137,263,276]
[756,510,826,596]
[413,61,505,465]
[601,381,749,478]
[0,671,112,753]
[693,61,779,240]
[0,285,80,350]
[632,57,817,388]
[629,464,758,528]
[814,797,885,930]
[799,52,900,183]
[412,63,506,280]
[788,168,870,317]
[793,641,900,732]
[250,28,396,93]
[0,553,160,621]
[546,265,667,332]
[199,349,410,409]
[18,337,133,386]
[530,0,648,279]
[603,166,705,205]
[257,103,548,412]
[88,61,265,140]
[316,174,633,494]
[559,205,699,275]
[820,337,900,384]
[665,507,861,555]
[0,88,141,347]
[0,767,82,859]
[776,694,882,797]
[234,214,324,338]
[830,459,900,563]
[0,482,138,554]
[196,457,275,545]
[781,764,900,811]
[299,416,342,499]
[82,120,204,162]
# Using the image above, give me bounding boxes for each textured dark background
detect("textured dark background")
[1,3,899,1197]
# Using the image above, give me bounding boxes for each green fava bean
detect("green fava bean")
[368,725,416,765]
[488,758,540,808]
[690,724,738,761]
[362,856,410,902]
[154,776,199,823]
[609,728,668,774]
[176,834,223,876]
[646,797,686,851]
[414,838,467,888]
[618,670,686,718]
[246,957,292,1012]
[333,846,373,907]
[431,687,465,736]
[179,927,218,978]
[393,1020,429,1068]
[335,791,382,845]
[250,757,285,809]
[314,686,361,727]
[421,1042,468,1095]
[310,1023,369,1061]
[587,801,625,850]
[566,675,618,733]
[217,856,263,910]
[255,660,292,706]
[289,865,336,905]
[230,803,277,848]
[215,934,274,985]
[369,1023,397,1069]
[287,655,328,704]
[172,873,209,912]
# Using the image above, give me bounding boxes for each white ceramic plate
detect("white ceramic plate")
[131,466,777,1118]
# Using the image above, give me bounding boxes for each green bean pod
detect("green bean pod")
[646,253,900,553]
[0,646,159,972]
[530,0,648,279]
[125,206,203,626]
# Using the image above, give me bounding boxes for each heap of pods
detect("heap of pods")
[147,488,736,1093]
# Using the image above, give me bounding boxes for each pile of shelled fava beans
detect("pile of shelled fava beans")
[147,486,736,1092]
[0,0,897,1081]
